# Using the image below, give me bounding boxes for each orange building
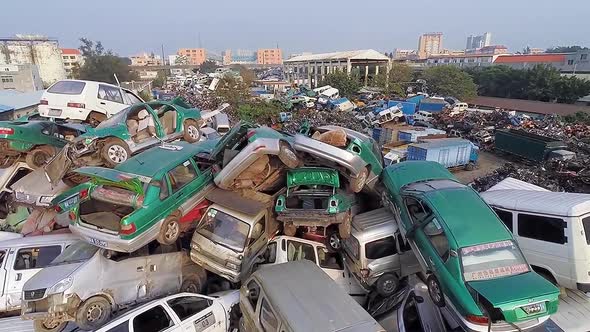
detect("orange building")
[177,48,207,65]
[257,48,283,65]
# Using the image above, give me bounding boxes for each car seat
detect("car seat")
[160,110,177,135]
[136,109,155,142]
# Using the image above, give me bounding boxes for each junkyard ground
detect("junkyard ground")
[453,151,504,185]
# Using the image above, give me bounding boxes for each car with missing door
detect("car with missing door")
[294,124,383,193]
[381,161,560,331]
[53,141,215,253]
[0,119,86,169]
[44,97,208,186]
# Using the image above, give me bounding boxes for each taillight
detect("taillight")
[39,99,48,105]
[55,205,63,213]
[68,211,76,221]
[246,130,255,139]
[360,268,371,278]
[0,127,14,135]
[120,223,137,235]
[466,314,489,325]
[67,102,86,108]
[79,189,89,199]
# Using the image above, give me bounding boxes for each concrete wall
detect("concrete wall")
[0,64,43,92]
[0,39,66,87]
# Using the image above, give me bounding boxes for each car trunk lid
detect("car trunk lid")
[74,166,148,195]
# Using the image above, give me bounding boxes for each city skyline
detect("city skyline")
[1,0,588,57]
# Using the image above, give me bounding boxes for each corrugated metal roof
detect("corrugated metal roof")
[285,49,389,63]
[0,90,44,110]
[480,189,590,217]
[465,96,590,116]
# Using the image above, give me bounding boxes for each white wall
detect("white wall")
[0,40,67,87]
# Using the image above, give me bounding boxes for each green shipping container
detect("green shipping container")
[494,129,567,162]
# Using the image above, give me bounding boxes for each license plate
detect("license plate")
[522,302,546,315]
[193,312,215,332]
[49,109,62,116]
[63,195,79,209]
[88,238,107,248]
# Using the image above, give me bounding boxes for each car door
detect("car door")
[167,295,224,332]
[97,84,128,117]
[397,233,421,277]
[242,215,268,277]
[101,248,149,305]
[5,244,62,309]
[0,249,8,310]
[146,244,182,299]
[167,161,200,213]
[131,303,178,332]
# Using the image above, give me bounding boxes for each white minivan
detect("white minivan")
[481,189,590,292]
[39,80,144,125]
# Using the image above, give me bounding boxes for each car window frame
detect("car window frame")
[13,245,62,271]
[167,160,199,194]
[259,296,279,332]
[403,196,433,226]
[98,84,125,104]
[167,295,213,322]
[421,217,451,263]
[130,304,175,332]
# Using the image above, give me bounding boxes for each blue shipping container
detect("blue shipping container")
[406,138,478,168]
[406,95,426,105]
[389,101,417,115]
[418,102,446,113]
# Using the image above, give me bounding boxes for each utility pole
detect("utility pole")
[161,44,167,86]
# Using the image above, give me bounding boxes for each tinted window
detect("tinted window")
[518,214,566,244]
[404,197,432,224]
[132,305,173,332]
[365,236,397,259]
[260,298,278,332]
[287,241,316,264]
[0,250,5,267]
[423,218,450,261]
[494,208,513,232]
[105,321,130,332]
[157,178,169,200]
[47,81,86,94]
[318,247,344,270]
[98,84,124,103]
[14,246,61,270]
[168,161,197,192]
[583,217,590,245]
[265,242,277,264]
[167,296,212,321]
[397,233,411,252]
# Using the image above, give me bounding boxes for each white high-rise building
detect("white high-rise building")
[466,32,492,50]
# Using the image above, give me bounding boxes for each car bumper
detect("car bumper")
[277,210,347,226]
[294,134,366,176]
[190,250,241,283]
[21,293,80,322]
[38,106,91,121]
[69,219,164,253]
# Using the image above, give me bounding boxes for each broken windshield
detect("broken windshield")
[198,208,250,252]
[49,241,99,266]
[461,240,529,282]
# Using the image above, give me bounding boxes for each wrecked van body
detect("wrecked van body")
[0,120,86,169]
[55,141,215,253]
[294,124,383,193]
[44,97,206,185]
[0,162,32,221]
[21,240,207,332]
[190,188,281,283]
[210,122,299,192]
[275,167,356,241]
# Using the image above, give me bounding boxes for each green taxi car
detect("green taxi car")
[0,120,86,169]
[275,167,356,241]
[45,97,204,184]
[381,161,560,331]
[53,140,217,253]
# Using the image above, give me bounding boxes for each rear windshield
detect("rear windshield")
[48,81,86,95]
[583,216,590,245]
[461,240,530,282]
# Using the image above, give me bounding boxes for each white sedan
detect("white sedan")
[96,291,240,332]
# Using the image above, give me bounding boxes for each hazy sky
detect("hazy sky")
[2,0,588,57]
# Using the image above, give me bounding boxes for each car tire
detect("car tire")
[157,215,180,245]
[283,222,297,236]
[0,155,18,169]
[26,146,56,169]
[277,141,300,169]
[375,274,399,297]
[101,138,131,168]
[338,213,352,239]
[350,167,369,193]
[427,274,445,307]
[33,319,67,332]
[326,229,341,252]
[181,276,204,294]
[183,119,200,143]
[75,296,112,331]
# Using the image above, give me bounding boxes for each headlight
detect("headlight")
[226,262,239,270]
[39,196,53,204]
[47,276,73,295]
[83,137,97,145]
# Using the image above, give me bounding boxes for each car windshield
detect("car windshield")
[49,241,99,266]
[198,208,250,252]
[96,107,131,129]
[461,240,530,282]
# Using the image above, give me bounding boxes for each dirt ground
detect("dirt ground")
[452,151,505,185]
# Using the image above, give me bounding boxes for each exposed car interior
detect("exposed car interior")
[126,107,157,143]
[153,104,178,135]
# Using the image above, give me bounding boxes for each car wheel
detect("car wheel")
[0,155,18,169]
[183,119,200,143]
[181,276,204,294]
[283,222,297,236]
[277,141,300,169]
[338,213,352,239]
[75,296,112,331]
[33,319,67,332]
[157,215,180,245]
[326,230,341,252]
[101,138,131,168]
[350,167,369,193]
[427,275,445,307]
[26,146,55,169]
[375,274,399,297]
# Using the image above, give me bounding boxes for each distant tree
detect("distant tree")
[198,60,219,74]
[422,66,477,100]
[237,102,281,123]
[152,70,167,88]
[320,70,362,98]
[371,63,413,96]
[231,65,256,85]
[77,38,138,84]
[215,75,251,107]
[546,46,589,53]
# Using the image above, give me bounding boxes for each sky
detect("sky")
[2,0,589,57]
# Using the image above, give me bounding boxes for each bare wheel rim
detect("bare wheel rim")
[107,145,128,163]
[429,279,441,303]
[86,303,105,322]
[329,233,341,250]
[43,319,61,329]
[280,146,298,164]
[382,279,395,293]
[165,221,179,240]
[184,282,199,293]
[187,125,199,139]
[34,152,48,166]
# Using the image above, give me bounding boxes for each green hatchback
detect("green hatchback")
[381,161,559,331]
[54,140,216,253]
[0,120,86,169]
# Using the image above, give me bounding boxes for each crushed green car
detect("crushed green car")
[381,161,560,331]
[53,140,217,253]
[0,120,86,169]
[275,167,356,250]
[44,97,204,184]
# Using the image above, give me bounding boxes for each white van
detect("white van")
[0,233,77,314]
[39,80,144,125]
[312,85,333,95]
[0,162,32,221]
[481,189,590,292]
[317,88,340,105]
[413,110,433,122]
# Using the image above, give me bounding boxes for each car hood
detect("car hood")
[24,262,85,290]
[468,272,559,307]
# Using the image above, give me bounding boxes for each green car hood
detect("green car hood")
[468,272,559,307]
[384,161,456,191]
[74,166,148,195]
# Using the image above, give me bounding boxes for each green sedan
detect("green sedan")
[381,161,560,331]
